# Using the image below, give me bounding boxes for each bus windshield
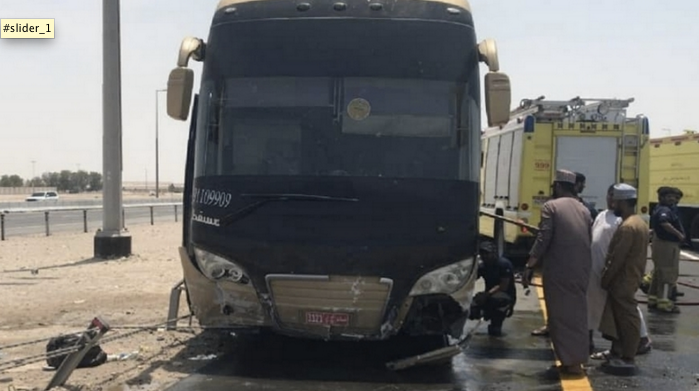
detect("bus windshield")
[194,77,470,180]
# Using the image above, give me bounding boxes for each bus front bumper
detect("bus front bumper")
[178,247,477,341]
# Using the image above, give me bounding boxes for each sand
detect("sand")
[0,222,215,390]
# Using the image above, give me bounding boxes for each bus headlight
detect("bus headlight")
[409,258,475,296]
[193,247,249,284]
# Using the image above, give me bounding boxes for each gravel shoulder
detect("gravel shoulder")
[0,222,214,390]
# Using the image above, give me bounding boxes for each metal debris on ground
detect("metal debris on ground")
[385,319,483,371]
[44,316,111,390]
[0,314,192,375]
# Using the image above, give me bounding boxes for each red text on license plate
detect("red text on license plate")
[305,311,350,326]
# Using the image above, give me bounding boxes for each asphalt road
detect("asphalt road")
[0,205,182,238]
[163,253,699,391]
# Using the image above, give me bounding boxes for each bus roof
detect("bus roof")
[217,0,471,12]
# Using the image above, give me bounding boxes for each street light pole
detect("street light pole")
[155,88,166,198]
[31,160,36,191]
[95,0,131,258]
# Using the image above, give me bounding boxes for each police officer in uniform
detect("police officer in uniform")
[469,242,517,336]
[648,186,684,313]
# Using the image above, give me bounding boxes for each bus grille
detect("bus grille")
[266,274,392,337]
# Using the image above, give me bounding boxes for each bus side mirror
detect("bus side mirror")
[484,72,511,127]
[167,67,194,121]
[166,37,205,121]
[478,39,512,127]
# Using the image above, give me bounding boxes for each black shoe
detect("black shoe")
[488,325,503,337]
[637,338,652,355]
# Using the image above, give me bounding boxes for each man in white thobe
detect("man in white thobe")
[588,184,652,359]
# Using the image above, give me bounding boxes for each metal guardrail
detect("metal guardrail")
[0,204,528,243]
[1,202,180,214]
[0,202,182,241]
[0,197,182,211]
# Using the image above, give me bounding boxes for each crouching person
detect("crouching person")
[468,242,517,336]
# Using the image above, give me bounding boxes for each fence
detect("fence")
[0,202,183,241]
[0,187,57,195]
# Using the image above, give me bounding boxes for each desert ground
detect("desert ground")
[0,222,214,390]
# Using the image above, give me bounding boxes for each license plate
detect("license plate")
[304,311,350,326]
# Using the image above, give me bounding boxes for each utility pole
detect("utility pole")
[155,88,166,198]
[94,0,131,258]
[31,160,36,191]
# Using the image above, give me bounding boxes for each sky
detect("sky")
[1,0,697,184]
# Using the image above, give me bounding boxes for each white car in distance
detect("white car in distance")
[25,191,59,202]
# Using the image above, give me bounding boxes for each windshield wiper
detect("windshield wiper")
[220,193,359,226]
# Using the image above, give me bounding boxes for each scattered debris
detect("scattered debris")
[45,331,107,370]
[45,317,111,390]
[106,351,139,362]
[187,354,217,361]
[386,320,482,371]
[0,223,217,389]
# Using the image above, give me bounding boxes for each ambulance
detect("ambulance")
[648,131,699,249]
[479,96,651,259]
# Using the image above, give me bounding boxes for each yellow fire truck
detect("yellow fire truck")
[649,131,699,249]
[479,96,651,259]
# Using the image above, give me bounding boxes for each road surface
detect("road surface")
[164,252,699,391]
[0,205,182,238]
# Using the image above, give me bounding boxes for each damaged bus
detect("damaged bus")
[165,0,511,346]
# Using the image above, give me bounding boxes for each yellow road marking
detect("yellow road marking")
[534,277,594,391]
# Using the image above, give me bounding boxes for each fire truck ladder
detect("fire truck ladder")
[619,114,645,188]
[575,97,634,123]
[511,96,635,124]
[510,95,585,121]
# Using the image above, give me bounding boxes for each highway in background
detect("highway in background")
[0,203,182,238]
